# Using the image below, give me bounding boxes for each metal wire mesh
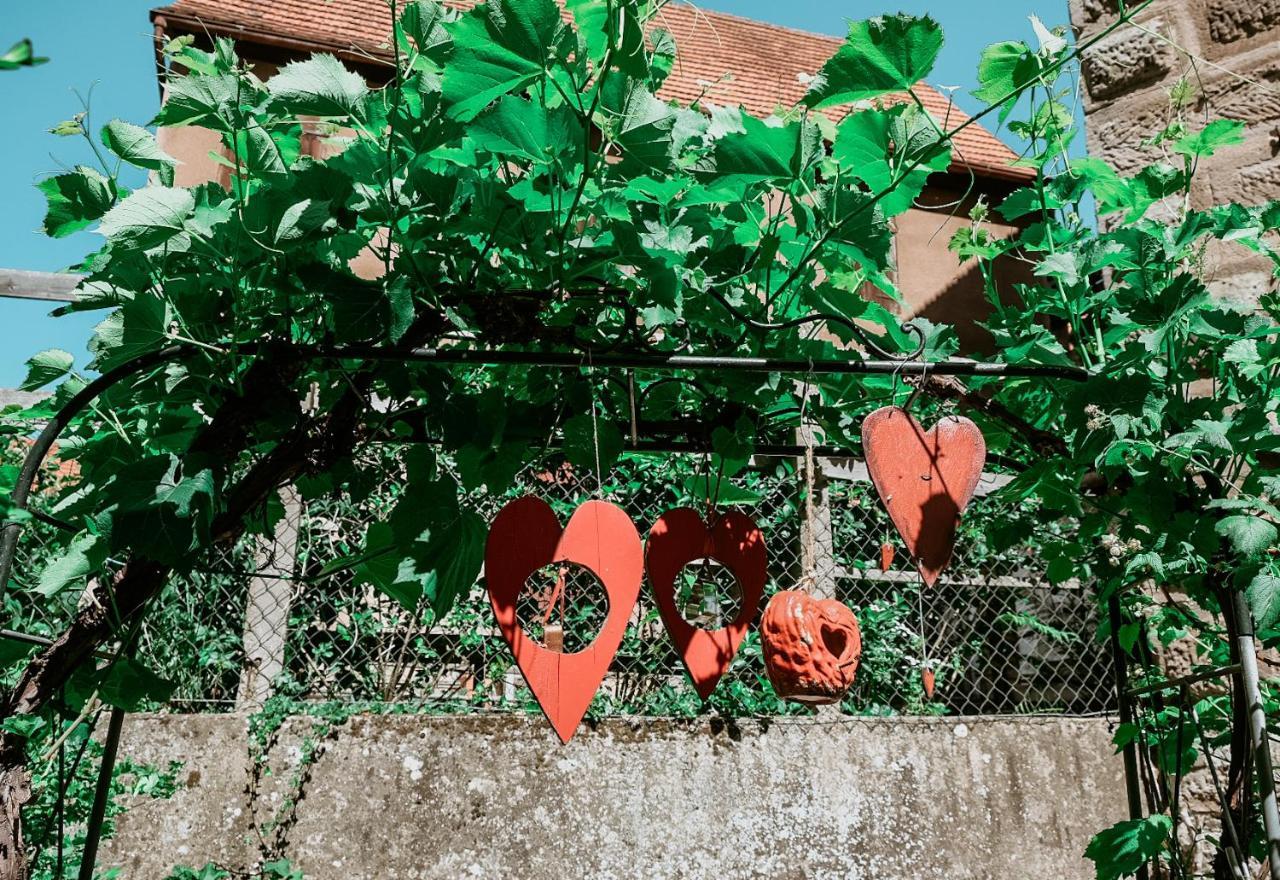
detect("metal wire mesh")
[4,445,1115,718]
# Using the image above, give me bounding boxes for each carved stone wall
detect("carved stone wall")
[1070,0,1280,304]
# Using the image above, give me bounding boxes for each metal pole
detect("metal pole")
[311,344,1091,381]
[76,706,124,880]
[1230,589,1280,880]
[1108,594,1149,880]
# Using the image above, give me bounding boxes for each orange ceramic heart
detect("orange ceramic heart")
[485,497,643,743]
[646,508,766,699]
[862,406,987,587]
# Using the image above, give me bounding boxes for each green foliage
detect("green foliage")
[37,168,117,238]
[14,2,958,638]
[953,8,1280,874]
[6,2,1280,874]
[1085,815,1172,880]
[20,349,75,392]
[0,38,47,70]
[266,55,370,119]
[15,713,182,880]
[804,14,943,108]
[101,120,178,178]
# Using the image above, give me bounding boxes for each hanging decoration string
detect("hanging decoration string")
[587,355,605,498]
[798,361,817,586]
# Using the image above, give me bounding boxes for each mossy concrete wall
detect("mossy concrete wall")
[102,714,1124,879]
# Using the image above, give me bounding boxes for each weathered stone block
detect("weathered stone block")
[1205,265,1276,306]
[1207,0,1280,44]
[102,713,1126,880]
[1079,0,1121,24]
[1083,23,1176,101]
[1194,55,1280,126]
[1085,92,1175,173]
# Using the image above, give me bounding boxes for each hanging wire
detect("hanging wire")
[586,356,605,497]
[797,361,818,586]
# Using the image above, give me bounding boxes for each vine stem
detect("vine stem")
[769,0,1157,307]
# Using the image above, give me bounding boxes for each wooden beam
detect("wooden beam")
[0,269,82,303]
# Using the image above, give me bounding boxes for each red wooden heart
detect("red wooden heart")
[646,508,767,699]
[485,497,643,743]
[862,406,987,587]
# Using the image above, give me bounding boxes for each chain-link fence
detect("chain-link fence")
[4,445,1114,718]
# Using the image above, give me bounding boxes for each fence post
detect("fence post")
[236,485,303,709]
[1229,589,1280,880]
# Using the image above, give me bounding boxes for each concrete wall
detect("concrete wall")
[101,713,1125,879]
[1070,0,1280,303]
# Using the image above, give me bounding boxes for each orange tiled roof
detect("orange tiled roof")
[151,0,1031,182]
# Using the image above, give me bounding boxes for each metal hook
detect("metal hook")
[902,353,932,414]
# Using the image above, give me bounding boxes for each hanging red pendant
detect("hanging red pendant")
[921,666,937,700]
[646,508,767,699]
[485,497,643,743]
[879,541,895,571]
[862,406,987,587]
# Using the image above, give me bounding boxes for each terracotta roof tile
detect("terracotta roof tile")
[152,0,1031,181]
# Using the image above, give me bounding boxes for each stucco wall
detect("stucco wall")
[101,713,1125,879]
[1070,0,1280,303]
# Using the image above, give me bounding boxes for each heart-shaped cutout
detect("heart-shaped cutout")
[862,406,987,587]
[646,508,767,699]
[486,497,643,743]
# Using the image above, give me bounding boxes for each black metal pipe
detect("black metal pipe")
[76,706,124,880]
[1108,592,1150,880]
[308,345,1091,381]
[0,628,113,662]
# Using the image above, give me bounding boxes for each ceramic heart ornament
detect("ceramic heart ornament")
[862,406,987,587]
[760,589,861,705]
[646,508,767,699]
[485,497,643,743]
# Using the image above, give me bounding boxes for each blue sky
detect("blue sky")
[0,1,1070,386]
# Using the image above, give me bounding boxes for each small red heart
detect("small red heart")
[486,497,643,743]
[646,508,767,699]
[862,406,987,587]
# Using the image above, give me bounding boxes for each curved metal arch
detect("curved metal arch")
[0,345,190,604]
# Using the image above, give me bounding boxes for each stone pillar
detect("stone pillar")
[1070,0,1280,305]
[236,486,303,709]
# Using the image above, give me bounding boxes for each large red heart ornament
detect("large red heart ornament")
[862,406,987,587]
[646,508,767,699]
[485,497,643,743]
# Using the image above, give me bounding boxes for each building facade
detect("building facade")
[1071,0,1280,303]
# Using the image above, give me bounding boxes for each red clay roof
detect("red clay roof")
[152,0,1031,181]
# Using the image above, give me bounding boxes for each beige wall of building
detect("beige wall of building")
[1070,0,1280,303]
